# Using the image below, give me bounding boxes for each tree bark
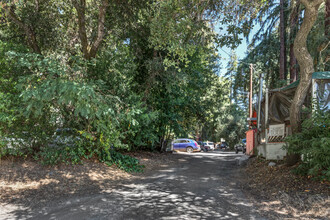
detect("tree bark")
[326,0,330,38]
[89,0,109,59]
[279,0,287,80]
[289,43,298,82]
[73,0,108,59]
[1,3,41,54]
[289,0,300,83]
[290,0,323,133]
[72,0,89,59]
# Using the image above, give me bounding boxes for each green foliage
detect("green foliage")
[34,132,144,172]
[0,137,32,158]
[307,4,329,72]
[235,31,281,94]
[0,45,145,169]
[286,106,330,181]
[35,139,91,166]
[98,149,144,173]
[214,104,247,147]
[0,0,267,171]
[0,41,27,131]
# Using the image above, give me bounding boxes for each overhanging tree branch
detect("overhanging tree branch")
[0,2,41,54]
[72,0,89,59]
[89,0,109,59]
[73,0,108,59]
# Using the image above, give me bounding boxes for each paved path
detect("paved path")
[2,151,266,219]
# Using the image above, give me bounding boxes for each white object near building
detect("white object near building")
[268,124,285,137]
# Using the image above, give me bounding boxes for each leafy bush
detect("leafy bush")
[213,103,247,148]
[36,145,89,166]
[286,106,330,181]
[98,148,144,173]
[0,49,145,171]
[33,131,144,172]
[33,137,144,172]
[0,137,32,158]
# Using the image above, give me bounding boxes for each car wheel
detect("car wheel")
[186,147,193,153]
[235,149,238,154]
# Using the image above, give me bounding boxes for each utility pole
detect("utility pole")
[249,64,253,119]
[257,73,264,131]
[265,88,269,144]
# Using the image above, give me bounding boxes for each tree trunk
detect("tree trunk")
[73,0,89,59]
[289,44,298,82]
[1,3,41,54]
[290,0,323,133]
[73,0,108,59]
[326,0,330,38]
[279,0,287,80]
[88,0,109,58]
[289,0,300,83]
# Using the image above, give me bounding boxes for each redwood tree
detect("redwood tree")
[289,0,324,132]
[289,0,300,82]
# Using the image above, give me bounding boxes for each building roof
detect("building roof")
[312,71,330,79]
[271,71,330,92]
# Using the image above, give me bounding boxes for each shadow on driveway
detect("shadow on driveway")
[2,151,274,219]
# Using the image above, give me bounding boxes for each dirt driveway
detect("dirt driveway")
[2,150,329,219]
[1,151,266,220]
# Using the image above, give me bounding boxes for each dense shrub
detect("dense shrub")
[0,48,146,172]
[286,106,330,181]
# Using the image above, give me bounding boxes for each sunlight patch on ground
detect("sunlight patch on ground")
[0,204,32,220]
[227,211,239,216]
[0,179,59,191]
[173,151,241,157]
[232,201,253,207]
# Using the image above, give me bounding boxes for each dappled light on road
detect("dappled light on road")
[1,151,266,219]
[29,151,260,219]
[173,150,243,158]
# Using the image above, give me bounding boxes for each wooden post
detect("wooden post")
[265,88,269,144]
[249,64,253,118]
[257,73,264,131]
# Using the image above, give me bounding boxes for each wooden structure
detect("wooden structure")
[255,71,329,160]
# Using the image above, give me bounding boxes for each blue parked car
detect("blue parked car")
[172,138,200,153]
